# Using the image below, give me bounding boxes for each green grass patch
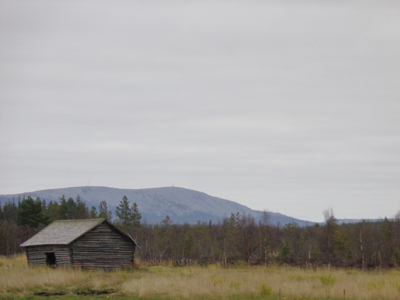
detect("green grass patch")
[319,275,336,286]
[260,283,272,296]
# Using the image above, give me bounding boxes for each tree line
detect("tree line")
[1,196,399,269]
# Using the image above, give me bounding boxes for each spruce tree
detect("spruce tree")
[99,200,112,221]
[17,196,46,228]
[115,196,141,231]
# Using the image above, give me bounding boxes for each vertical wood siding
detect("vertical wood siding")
[71,223,135,270]
[25,246,71,266]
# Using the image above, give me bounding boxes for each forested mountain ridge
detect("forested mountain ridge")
[0,186,312,226]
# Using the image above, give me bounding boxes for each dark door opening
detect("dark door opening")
[46,252,56,266]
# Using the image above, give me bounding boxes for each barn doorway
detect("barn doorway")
[45,252,56,266]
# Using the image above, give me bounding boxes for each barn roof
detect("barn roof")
[20,218,136,247]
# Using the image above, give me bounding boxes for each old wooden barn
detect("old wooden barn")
[20,218,137,269]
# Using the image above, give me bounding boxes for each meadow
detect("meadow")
[1,255,399,300]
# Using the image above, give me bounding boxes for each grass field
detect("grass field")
[1,255,399,300]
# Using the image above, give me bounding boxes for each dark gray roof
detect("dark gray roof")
[20,218,106,247]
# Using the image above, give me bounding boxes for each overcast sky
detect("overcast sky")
[1,0,399,222]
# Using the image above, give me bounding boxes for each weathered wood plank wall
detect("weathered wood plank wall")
[25,246,71,266]
[71,223,135,270]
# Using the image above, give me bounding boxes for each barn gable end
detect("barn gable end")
[71,222,135,269]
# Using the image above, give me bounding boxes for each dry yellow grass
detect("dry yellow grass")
[1,255,400,299]
[121,265,400,299]
[0,255,123,296]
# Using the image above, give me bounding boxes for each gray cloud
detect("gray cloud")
[1,0,399,221]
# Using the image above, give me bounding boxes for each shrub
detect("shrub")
[260,283,272,296]
[319,275,336,286]
[234,260,248,268]
[367,280,385,290]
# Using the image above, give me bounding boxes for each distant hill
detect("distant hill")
[336,218,383,224]
[0,186,314,226]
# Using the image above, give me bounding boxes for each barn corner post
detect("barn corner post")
[132,246,136,267]
[126,232,139,268]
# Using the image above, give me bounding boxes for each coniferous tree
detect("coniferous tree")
[75,195,89,219]
[115,196,131,227]
[17,196,46,228]
[99,200,112,221]
[47,201,60,222]
[58,196,68,219]
[66,197,77,219]
[131,202,142,229]
[3,201,17,222]
[41,199,50,223]
[115,196,141,230]
[89,206,98,218]
[1,201,19,255]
